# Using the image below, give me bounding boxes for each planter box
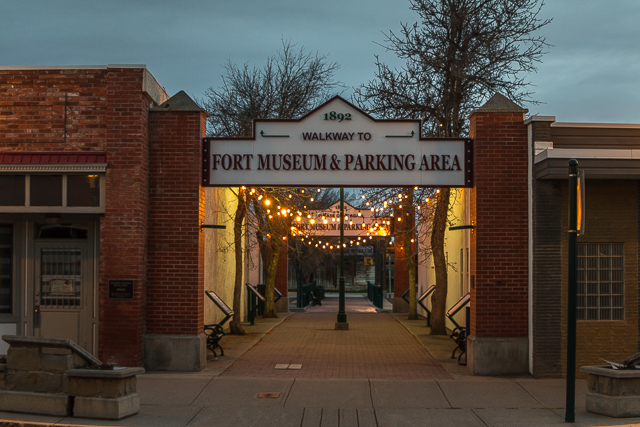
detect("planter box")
[581,365,640,418]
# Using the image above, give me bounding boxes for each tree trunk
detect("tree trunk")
[263,237,282,318]
[403,189,418,320]
[230,188,246,335]
[430,188,451,335]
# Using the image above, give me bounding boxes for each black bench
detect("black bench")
[204,290,233,359]
[446,293,471,365]
[311,285,325,306]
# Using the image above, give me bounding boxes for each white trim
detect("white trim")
[524,116,556,125]
[551,122,640,129]
[0,164,107,173]
[534,149,640,164]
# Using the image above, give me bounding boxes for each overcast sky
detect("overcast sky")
[2,0,639,123]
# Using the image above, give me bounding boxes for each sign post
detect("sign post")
[336,187,349,330]
[565,159,579,423]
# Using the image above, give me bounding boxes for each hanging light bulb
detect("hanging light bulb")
[264,199,271,205]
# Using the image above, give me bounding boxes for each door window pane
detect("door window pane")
[67,175,100,207]
[0,175,26,206]
[0,225,12,314]
[30,175,62,206]
[40,248,81,308]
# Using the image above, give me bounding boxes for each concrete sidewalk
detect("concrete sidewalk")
[0,297,637,427]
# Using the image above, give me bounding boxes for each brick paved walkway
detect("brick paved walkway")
[221,297,451,380]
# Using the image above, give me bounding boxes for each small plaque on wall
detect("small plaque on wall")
[109,280,134,299]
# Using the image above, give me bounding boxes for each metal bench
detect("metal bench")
[446,292,471,365]
[311,285,325,306]
[204,290,233,359]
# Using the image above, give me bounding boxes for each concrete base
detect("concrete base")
[275,297,290,313]
[335,322,350,330]
[467,335,528,376]
[581,365,640,417]
[144,334,206,372]
[392,297,409,313]
[74,393,140,420]
[0,389,70,416]
[585,393,640,418]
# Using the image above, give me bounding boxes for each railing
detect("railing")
[367,281,383,309]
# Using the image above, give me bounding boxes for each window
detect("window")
[0,173,104,213]
[577,243,624,320]
[0,176,26,206]
[0,224,12,314]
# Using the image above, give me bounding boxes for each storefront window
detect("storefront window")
[67,175,100,207]
[577,243,624,320]
[0,175,25,206]
[0,225,12,314]
[30,175,63,206]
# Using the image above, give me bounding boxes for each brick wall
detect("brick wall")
[0,67,154,367]
[560,180,639,376]
[532,178,563,377]
[0,68,109,149]
[394,244,409,298]
[469,111,529,338]
[275,241,288,296]
[98,68,151,367]
[146,110,207,336]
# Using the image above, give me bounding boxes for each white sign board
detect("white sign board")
[202,96,473,188]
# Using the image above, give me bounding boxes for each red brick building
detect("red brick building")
[0,65,208,370]
[1,65,637,377]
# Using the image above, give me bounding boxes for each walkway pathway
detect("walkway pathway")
[221,297,450,379]
[0,296,636,426]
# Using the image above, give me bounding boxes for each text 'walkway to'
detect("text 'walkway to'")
[221,297,451,380]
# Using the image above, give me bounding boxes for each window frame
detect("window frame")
[576,242,625,321]
[0,164,106,214]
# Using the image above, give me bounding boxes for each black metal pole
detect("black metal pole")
[336,187,348,329]
[565,159,578,423]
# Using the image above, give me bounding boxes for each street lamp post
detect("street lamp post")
[336,187,349,330]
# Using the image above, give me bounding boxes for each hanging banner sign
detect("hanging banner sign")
[294,201,391,237]
[202,96,473,188]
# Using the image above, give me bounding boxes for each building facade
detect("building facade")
[1,65,638,377]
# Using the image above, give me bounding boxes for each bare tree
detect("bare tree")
[354,0,550,334]
[200,41,343,330]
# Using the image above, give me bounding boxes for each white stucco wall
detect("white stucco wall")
[417,188,470,331]
[204,187,245,328]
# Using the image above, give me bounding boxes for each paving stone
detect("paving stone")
[221,297,450,380]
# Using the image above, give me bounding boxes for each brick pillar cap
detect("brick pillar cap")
[150,90,209,116]
[470,93,528,117]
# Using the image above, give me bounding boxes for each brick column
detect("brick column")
[145,91,208,371]
[393,244,409,312]
[467,93,530,375]
[99,68,151,367]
